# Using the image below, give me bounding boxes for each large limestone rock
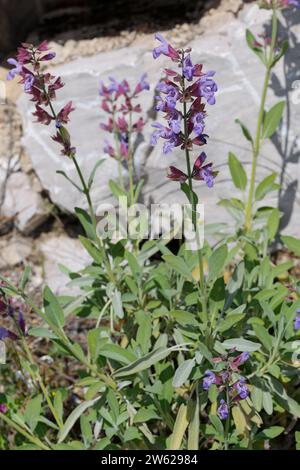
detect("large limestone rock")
[18,3,300,237]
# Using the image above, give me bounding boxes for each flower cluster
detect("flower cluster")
[7,41,75,157]
[294,308,300,330]
[203,351,250,420]
[151,33,218,188]
[100,75,149,161]
[0,296,26,341]
[259,0,300,8]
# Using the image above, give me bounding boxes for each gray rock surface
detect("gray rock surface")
[18,3,300,236]
[39,234,92,294]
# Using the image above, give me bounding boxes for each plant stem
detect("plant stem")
[21,339,64,430]
[182,65,206,314]
[0,412,51,450]
[245,7,278,231]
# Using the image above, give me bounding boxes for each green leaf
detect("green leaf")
[180,182,198,206]
[58,397,100,443]
[253,324,273,351]
[87,328,102,362]
[226,261,244,294]
[217,313,245,333]
[210,415,224,437]
[262,101,285,139]
[172,359,195,388]
[235,118,253,144]
[169,310,198,327]
[163,254,192,280]
[271,40,288,67]
[54,391,64,425]
[43,286,65,329]
[255,173,279,201]
[109,179,127,199]
[246,29,266,65]
[222,338,261,352]
[228,152,247,190]
[267,209,280,241]
[24,395,42,432]
[262,391,273,415]
[88,159,105,189]
[79,236,103,264]
[75,207,95,240]
[169,404,189,450]
[19,266,31,291]
[56,170,82,192]
[281,235,300,257]
[114,344,187,378]
[133,408,159,423]
[111,290,124,319]
[28,327,58,339]
[255,426,284,440]
[99,343,136,365]
[208,244,228,282]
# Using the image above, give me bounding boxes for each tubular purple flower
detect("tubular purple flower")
[0,404,7,414]
[168,110,182,134]
[24,74,35,93]
[198,72,218,105]
[153,33,180,61]
[7,58,22,80]
[234,377,249,400]
[203,370,217,391]
[217,399,229,420]
[183,54,195,81]
[192,112,206,136]
[134,73,150,95]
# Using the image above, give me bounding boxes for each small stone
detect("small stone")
[0,234,32,269]
[2,172,49,235]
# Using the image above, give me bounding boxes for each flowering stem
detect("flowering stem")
[245,7,278,231]
[127,110,135,207]
[182,68,206,313]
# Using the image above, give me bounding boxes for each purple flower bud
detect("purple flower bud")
[217,399,229,420]
[203,370,216,391]
[134,73,150,95]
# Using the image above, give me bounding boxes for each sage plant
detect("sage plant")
[100,75,149,205]
[151,33,218,308]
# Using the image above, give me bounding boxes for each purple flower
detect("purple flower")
[0,404,7,414]
[192,152,217,188]
[183,54,195,81]
[192,112,206,136]
[150,122,172,145]
[294,309,300,330]
[231,352,250,370]
[7,58,22,80]
[24,74,35,93]
[198,72,218,105]
[234,377,249,400]
[153,33,180,61]
[0,327,18,341]
[203,370,217,391]
[168,110,182,134]
[134,73,150,95]
[217,399,229,420]
[163,133,181,154]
